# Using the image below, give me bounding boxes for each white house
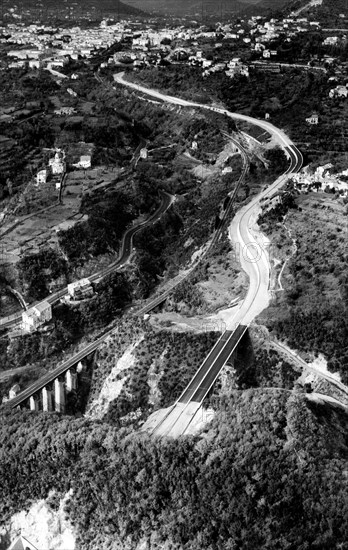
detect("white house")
[306,113,319,125]
[54,107,76,116]
[22,301,52,332]
[36,169,47,185]
[29,59,40,69]
[329,85,348,99]
[324,36,339,46]
[228,57,242,68]
[49,152,65,174]
[72,154,92,169]
[67,278,93,300]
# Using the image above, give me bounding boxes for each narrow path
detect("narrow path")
[277,221,297,292]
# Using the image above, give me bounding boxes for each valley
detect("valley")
[0,0,348,548]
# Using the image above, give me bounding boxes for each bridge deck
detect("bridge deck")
[190,325,247,403]
[179,326,247,404]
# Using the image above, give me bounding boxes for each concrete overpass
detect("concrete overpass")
[4,136,248,412]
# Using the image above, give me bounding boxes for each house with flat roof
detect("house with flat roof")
[306,113,319,125]
[68,278,93,300]
[36,169,47,185]
[72,155,91,169]
[22,301,52,332]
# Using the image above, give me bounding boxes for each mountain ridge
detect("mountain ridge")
[2,0,143,18]
[124,0,303,17]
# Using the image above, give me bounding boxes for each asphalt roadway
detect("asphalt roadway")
[6,77,303,417]
[0,190,174,330]
[6,191,174,409]
[112,73,304,436]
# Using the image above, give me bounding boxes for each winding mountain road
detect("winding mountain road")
[113,73,304,436]
[0,191,174,331]
[114,73,302,328]
[6,75,303,417]
[5,191,175,409]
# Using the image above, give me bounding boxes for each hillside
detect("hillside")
[258,0,348,20]
[124,0,247,17]
[1,386,348,550]
[2,0,143,19]
[124,0,348,18]
[124,0,300,17]
[259,187,348,384]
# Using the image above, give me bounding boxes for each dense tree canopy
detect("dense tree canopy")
[1,389,348,550]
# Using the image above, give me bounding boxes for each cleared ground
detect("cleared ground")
[0,166,123,264]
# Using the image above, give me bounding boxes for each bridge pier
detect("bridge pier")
[29,395,40,412]
[42,386,53,412]
[76,361,84,373]
[66,368,77,392]
[54,378,66,413]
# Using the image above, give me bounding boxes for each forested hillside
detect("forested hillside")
[260,190,348,383]
[1,388,348,549]
[129,65,347,163]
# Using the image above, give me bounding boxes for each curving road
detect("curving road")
[6,76,302,416]
[0,191,174,331]
[135,132,249,317]
[113,73,304,436]
[114,72,302,331]
[5,192,175,409]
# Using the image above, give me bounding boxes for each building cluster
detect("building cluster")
[19,278,94,334]
[104,15,329,78]
[67,278,94,301]
[36,149,66,189]
[1,11,347,78]
[22,300,52,332]
[0,21,128,69]
[329,82,348,98]
[291,164,348,195]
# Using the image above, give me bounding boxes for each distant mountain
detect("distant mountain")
[238,0,348,18]
[123,0,300,17]
[255,0,348,22]
[4,0,143,18]
[124,0,247,17]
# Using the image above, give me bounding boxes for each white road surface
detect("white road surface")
[114,73,306,437]
[114,72,303,331]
